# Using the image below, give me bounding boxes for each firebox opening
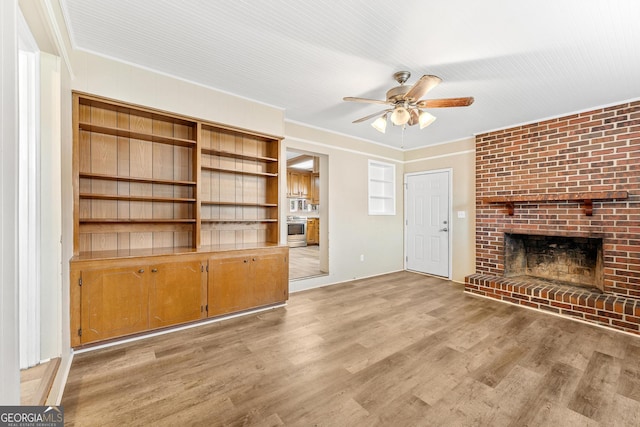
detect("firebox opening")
[504,233,604,292]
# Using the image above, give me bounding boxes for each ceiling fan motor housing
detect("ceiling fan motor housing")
[386,85,411,103]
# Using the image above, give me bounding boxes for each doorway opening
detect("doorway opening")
[286,149,328,280]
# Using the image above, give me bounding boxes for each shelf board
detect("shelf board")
[79,122,196,148]
[201,148,277,163]
[79,172,196,186]
[80,218,196,224]
[484,191,629,216]
[201,165,278,177]
[201,201,277,207]
[201,219,278,223]
[80,193,196,203]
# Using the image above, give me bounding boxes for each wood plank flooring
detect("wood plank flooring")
[289,245,323,280]
[61,271,640,426]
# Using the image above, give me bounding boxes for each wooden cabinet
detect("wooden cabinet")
[74,259,206,345]
[79,266,149,345]
[71,249,287,347]
[252,249,289,306]
[71,92,289,348]
[208,247,288,316]
[311,173,320,204]
[148,260,206,329]
[287,170,311,198]
[307,218,319,245]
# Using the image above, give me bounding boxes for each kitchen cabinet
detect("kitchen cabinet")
[311,173,320,204]
[208,247,289,316]
[307,218,319,245]
[287,170,311,198]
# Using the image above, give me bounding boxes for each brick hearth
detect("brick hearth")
[466,100,640,334]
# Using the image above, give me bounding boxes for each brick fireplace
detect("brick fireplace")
[465,100,640,334]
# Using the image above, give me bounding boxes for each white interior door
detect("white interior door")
[405,170,450,277]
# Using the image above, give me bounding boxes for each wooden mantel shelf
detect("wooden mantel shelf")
[484,191,629,216]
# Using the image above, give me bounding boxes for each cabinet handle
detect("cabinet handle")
[244,259,248,263]
[138,269,145,273]
[252,258,256,262]
[151,268,158,273]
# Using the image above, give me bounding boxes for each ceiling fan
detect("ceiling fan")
[343,71,474,133]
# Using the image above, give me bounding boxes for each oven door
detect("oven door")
[287,222,307,247]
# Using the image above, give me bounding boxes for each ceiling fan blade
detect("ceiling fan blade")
[343,96,391,105]
[352,109,392,123]
[403,75,442,102]
[417,97,475,108]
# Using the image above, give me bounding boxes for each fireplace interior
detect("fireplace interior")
[504,233,604,292]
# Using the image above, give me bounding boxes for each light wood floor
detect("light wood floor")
[62,271,640,426]
[21,357,60,405]
[289,245,323,279]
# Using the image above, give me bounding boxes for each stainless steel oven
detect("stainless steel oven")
[287,216,307,247]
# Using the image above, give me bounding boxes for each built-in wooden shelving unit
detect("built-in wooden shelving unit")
[70,92,288,348]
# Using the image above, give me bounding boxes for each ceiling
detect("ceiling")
[59,0,640,150]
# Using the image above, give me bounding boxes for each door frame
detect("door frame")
[403,168,453,280]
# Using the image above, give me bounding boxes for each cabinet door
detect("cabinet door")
[208,255,253,316]
[307,219,319,245]
[253,249,289,307]
[80,267,149,344]
[287,171,294,197]
[311,173,320,203]
[300,173,311,198]
[149,260,206,328]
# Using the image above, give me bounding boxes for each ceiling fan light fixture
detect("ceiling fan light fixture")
[390,106,410,126]
[419,111,436,129]
[372,114,388,133]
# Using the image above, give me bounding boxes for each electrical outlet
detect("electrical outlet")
[360,254,364,262]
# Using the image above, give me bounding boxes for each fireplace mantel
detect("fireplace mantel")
[484,191,628,216]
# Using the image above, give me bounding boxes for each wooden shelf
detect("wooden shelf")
[79,172,196,186]
[78,122,196,148]
[201,165,278,177]
[74,92,282,254]
[484,191,629,216]
[80,218,196,224]
[80,193,196,203]
[201,201,277,207]
[201,219,278,223]
[201,148,277,163]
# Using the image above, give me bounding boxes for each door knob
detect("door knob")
[439,227,449,232]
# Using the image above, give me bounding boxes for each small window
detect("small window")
[368,160,396,215]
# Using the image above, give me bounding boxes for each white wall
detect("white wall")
[284,123,406,292]
[39,52,62,360]
[0,0,21,405]
[70,50,284,138]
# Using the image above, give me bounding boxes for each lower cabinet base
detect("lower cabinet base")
[70,246,289,347]
[73,301,287,351]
